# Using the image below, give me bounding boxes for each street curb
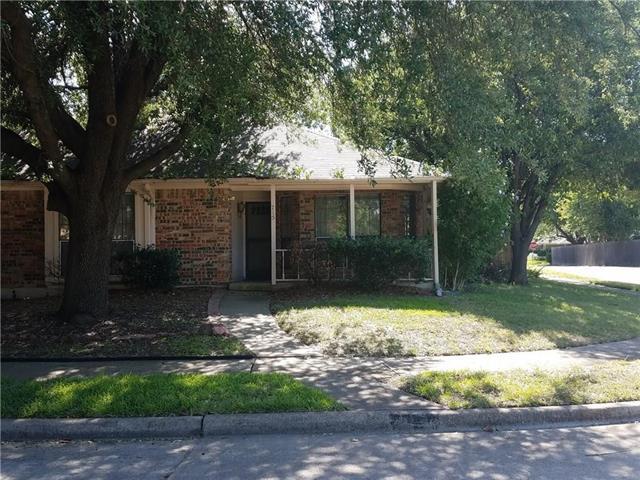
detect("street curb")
[3,402,640,441]
[1,416,203,441]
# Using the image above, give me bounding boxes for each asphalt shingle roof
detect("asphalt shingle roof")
[258,126,425,180]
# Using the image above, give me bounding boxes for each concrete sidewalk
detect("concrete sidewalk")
[541,266,640,286]
[383,336,640,377]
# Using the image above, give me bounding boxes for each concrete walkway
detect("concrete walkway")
[3,290,639,411]
[217,291,321,357]
[216,291,440,409]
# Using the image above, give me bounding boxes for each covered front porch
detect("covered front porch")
[227,177,443,289]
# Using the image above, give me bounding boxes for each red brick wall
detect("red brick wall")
[155,188,231,285]
[381,190,429,238]
[380,191,405,237]
[1,189,45,288]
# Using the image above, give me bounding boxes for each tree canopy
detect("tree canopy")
[326,0,640,283]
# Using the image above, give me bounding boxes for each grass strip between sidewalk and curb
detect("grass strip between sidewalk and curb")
[398,361,640,409]
[1,372,344,418]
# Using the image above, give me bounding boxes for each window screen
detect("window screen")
[355,194,380,237]
[315,195,348,238]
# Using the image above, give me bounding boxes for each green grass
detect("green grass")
[595,281,640,292]
[527,258,550,268]
[272,279,640,357]
[8,335,252,359]
[398,361,640,409]
[1,373,343,418]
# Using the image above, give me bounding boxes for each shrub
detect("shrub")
[291,241,336,285]
[328,236,431,289]
[439,179,509,290]
[120,246,181,289]
[535,247,552,263]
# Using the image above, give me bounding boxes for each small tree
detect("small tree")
[438,179,509,290]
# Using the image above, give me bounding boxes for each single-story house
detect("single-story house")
[1,127,444,298]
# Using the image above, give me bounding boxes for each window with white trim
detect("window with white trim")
[59,193,135,275]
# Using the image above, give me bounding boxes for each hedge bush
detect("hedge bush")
[120,246,181,289]
[328,236,431,289]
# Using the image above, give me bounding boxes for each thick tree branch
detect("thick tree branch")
[79,2,117,170]
[123,131,186,182]
[1,4,63,163]
[0,126,48,176]
[109,42,168,172]
[50,98,87,158]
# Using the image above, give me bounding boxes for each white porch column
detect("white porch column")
[431,180,440,290]
[145,184,156,246]
[349,183,356,239]
[43,191,59,282]
[270,184,277,285]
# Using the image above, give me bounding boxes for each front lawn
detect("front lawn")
[398,361,640,409]
[1,289,250,358]
[1,372,343,418]
[272,279,640,357]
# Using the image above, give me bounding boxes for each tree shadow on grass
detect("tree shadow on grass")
[274,279,640,352]
[0,373,343,419]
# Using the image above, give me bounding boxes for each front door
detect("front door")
[245,202,271,281]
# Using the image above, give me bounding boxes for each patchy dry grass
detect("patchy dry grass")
[1,373,343,418]
[272,280,640,357]
[1,289,250,358]
[398,361,640,409]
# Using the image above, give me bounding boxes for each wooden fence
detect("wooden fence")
[551,239,640,267]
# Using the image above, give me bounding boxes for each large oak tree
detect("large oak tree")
[326,0,639,284]
[1,1,325,320]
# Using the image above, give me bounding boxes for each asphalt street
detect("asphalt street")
[2,423,639,479]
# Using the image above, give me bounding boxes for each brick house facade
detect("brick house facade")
[155,188,232,285]
[1,128,444,297]
[1,178,441,297]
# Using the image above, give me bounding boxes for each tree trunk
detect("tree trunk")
[509,238,530,285]
[58,206,115,322]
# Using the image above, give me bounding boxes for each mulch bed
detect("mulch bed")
[1,288,249,358]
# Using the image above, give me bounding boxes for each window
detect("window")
[315,195,348,238]
[59,193,135,275]
[355,194,380,237]
[403,192,417,238]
